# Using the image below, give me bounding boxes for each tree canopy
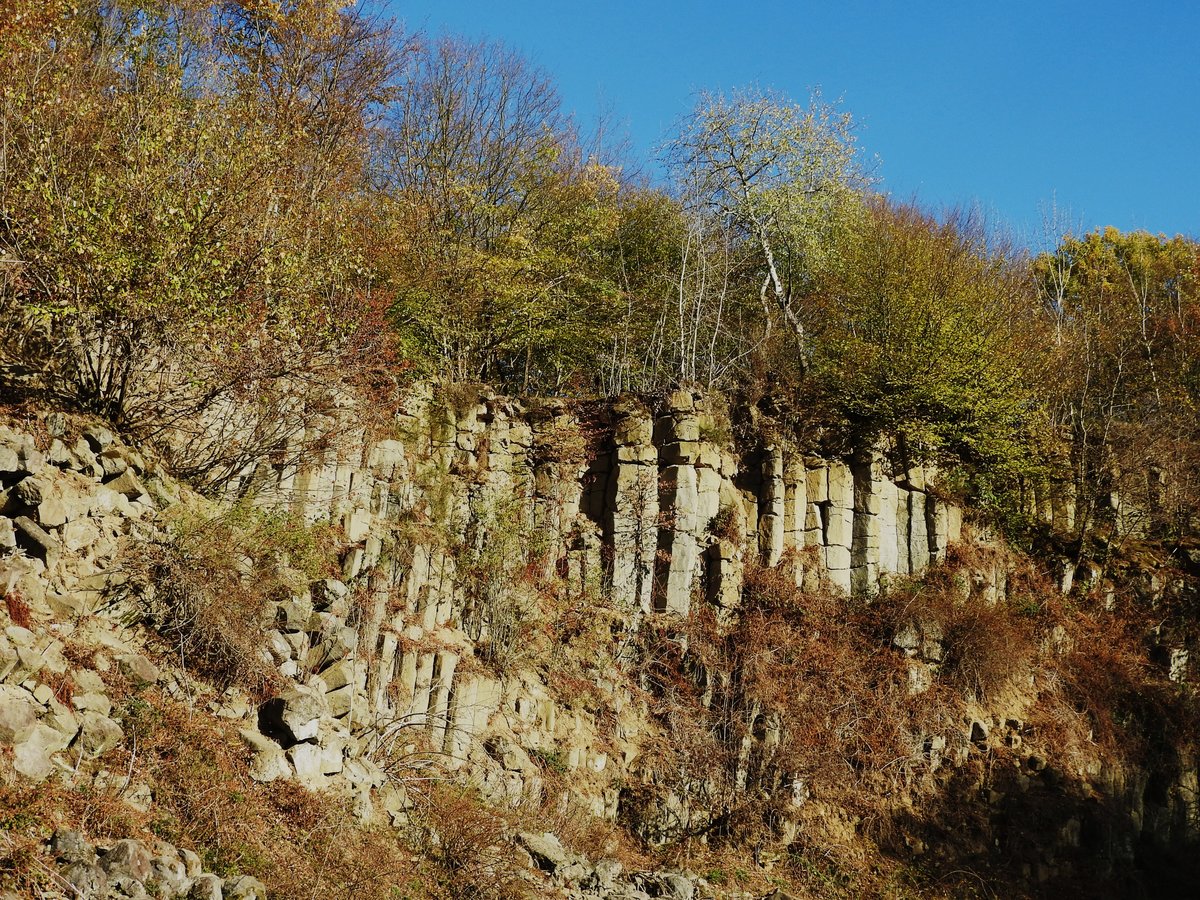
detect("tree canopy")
[2,0,1198,519]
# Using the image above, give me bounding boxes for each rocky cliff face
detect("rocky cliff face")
[223,386,968,811]
[1,387,1197,898]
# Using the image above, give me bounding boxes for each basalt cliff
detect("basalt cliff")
[0,385,1196,899]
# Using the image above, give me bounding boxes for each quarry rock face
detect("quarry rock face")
[0,390,1191,898]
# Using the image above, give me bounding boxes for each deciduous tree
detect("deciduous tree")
[663,87,869,360]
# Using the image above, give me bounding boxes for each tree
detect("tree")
[810,200,1044,476]
[0,0,405,487]
[376,37,625,390]
[1035,228,1200,539]
[663,87,869,361]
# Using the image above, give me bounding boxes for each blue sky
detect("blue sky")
[385,1,1199,247]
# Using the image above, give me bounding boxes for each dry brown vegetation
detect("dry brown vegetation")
[0,685,433,900]
[624,537,1200,897]
[122,501,338,698]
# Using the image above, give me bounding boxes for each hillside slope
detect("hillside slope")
[0,387,1197,899]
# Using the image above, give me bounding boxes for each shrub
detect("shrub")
[408,783,529,900]
[125,501,336,696]
[709,503,741,542]
[528,747,569,776]
[0,0,406,491]
[531,417,592,468]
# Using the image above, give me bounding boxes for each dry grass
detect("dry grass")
[3,592,32,630]
[122,502,337,698]
[406,782,530,900]
[0,685,431,900]
[622,533,1200,897]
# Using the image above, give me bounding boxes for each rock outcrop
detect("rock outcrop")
[1,389,1197,898]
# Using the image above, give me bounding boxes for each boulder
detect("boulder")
[76,711,124,758]
[240,729,292,783]
[312,578,350,612]
[317,658,362,692]
[99,448,129,478]
[586,858,624,891]
[275,598,312,631]
[324,684,356,719]
[637,873,695,900]
[42,697,80,742]
[342,757,386,789]
[0,684,40,743]
[0,634,16,681]
[73,439,102,476]
[100,839,153,883]
[73,692,114,716]
[105,469,147,499]
[47,590,98,619]
[11,475,46,509]
[287,742,325,788]
[259,685,326,744]
[518,831,571,872]
[13,722,70,780]
[187,873,224,900]
[148,855,191,899]
[82,424,115,451]
[179,849,203,878]
[12,516,58,568]
[0,519,15,551]
[62,519,101,552]
[110,872,151,897]
[118,653,161,685]
[249,745,292,783]
[51,829,96,864]
[60,860,108,898]
[225,874,268,900]
[37,495,73,528]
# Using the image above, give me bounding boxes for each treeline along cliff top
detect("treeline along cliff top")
[1,0,1198,528]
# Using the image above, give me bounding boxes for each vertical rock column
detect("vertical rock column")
[825,460,854,594]
[655,390,703,614]
[782,454,808,586]
[1050,480,1077,533]
[293,439,339,524]
[877,474,900,579]
[850,452,884,595]
[444,673,503,767]
[758,445,786,567]
[609,399,658,614]
[531,401,585,554]
[927,495,954,565]
[895,484,912,574]
[804,462,828,593]
[897,463,928,574]
[908,490,930,573]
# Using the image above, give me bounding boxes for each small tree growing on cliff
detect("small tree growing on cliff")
[663,87,870,362]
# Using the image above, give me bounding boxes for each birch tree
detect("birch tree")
[663,87,869,363]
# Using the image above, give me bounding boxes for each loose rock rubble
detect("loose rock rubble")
[41,829,263,900]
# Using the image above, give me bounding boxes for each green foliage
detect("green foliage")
[665,86,870,351]
[528,746,569,775]
[1036,229,1200,532]
[0,0,402,485]
[807,202,1042,467]
[211,503,340,582]
[455,494,542,672]
[378,37,627,390]
[3,0,1195,542]
[129,498,338,693]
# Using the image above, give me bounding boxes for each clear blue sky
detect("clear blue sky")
[384,0,1199,247]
